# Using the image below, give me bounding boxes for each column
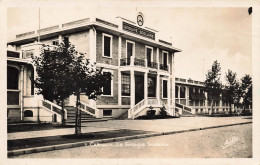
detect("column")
[118,35,122,66]
[156,74,160,105]
[130,70,135,108]
[171,53,175,115]
[205,92,208,113]
[144,72,148,100]
[20,65,25,121]
[89,27,97,107]
[156,47,159,69]
[58,34,62,44]
[178,86,180,103]
[167,77,171,114]
[118,71,122,105]
[186,86,189,106]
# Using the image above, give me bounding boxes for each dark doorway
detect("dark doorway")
[135,74,144,104]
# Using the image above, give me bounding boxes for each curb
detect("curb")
[8,121,252,157]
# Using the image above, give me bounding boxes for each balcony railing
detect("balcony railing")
[147,61,158,69]
[134,58,145,67]
[160,64,168,71]
[120,58,131,66]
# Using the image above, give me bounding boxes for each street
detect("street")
[11,123,252,158]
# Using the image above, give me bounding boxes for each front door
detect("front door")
[135,75,144,104]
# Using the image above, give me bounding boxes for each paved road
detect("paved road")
[12,123,252,158]
[8,116,252,140]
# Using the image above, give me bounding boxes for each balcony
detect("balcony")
[120,56,169,72]
[147,61,158,69]
[160,64,168,71]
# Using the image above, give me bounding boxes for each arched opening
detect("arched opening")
[24,110,33,117]
[7,66,20,105]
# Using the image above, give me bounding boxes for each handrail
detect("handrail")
[132,99,147,113]
[42,99,67,119]
[176,102,193,112]
[77,101,97,117]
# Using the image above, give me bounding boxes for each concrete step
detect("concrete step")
[66,118,108,123]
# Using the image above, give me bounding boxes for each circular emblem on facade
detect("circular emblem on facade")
[137,12,144,26]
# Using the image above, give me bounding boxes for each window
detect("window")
[180,86,186,98]
[64,36,69,47]
[7,66,19,90]
[23,50,34,58]
[102,71,113,96]
[162,79,168,98]
[122,73,130,96]
[162,51,168,66]
[148,77,156,97]
[24,110,33,117]
[103,34,112,57]
[146,46,153,64]
[52,40,59,46]
[103,110,112,116]
[175,86,179,98]
[126,40,135,59]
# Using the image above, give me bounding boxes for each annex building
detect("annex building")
[7,13,239,123]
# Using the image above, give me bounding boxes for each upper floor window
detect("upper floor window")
[23,50,34,59]
[102,70,113,96]
[146,46,153,63]
[102,33,112,58]
[162,51,168,66]
[52,40,59,46]
[126,40,135,59]
[162,79,168,99]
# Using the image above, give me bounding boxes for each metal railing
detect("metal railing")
[147,61,158,69]
[134,58,145,67]
[160,64,168,71]
[120,58,131,66]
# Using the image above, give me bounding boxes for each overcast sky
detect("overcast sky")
[7,7,252,83]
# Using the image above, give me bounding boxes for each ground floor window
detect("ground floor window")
[122,73,130,96]
[175,86,179,98]
[180,86,186,98]
[148,77,156,97]
[162,79,168,98]
[103,71,113,96]
[103,109,112,116]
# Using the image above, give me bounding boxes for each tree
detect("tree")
[224,69,240,114]
[32,39,111,134]
[204,60,222,116]
[240,74,252,114]
[32,40,76,126]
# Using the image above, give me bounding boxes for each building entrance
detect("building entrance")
[135,74,144,104]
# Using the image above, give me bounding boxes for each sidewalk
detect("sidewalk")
[8,116,252,156]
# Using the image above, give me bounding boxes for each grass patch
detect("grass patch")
[8,129,152,151]
[8,123,77,133]
[136,115,179,120]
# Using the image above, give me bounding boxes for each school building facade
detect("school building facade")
[7,14,244,123]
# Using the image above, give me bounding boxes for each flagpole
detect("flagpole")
[38,7,40,42]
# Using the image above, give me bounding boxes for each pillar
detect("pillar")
[156,47,159,69]
[156,74,160,105]
[186,86,189,106]
[144,72,148,100]
[130,70,135,108]
[167,77,171,114]
[118,71,122,106]
[20,65,25,121]
[118,35,122,66]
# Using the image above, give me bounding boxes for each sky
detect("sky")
[7,6,252,83]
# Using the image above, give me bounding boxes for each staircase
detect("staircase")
[175,102,196,117]
[65,106,108,123]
